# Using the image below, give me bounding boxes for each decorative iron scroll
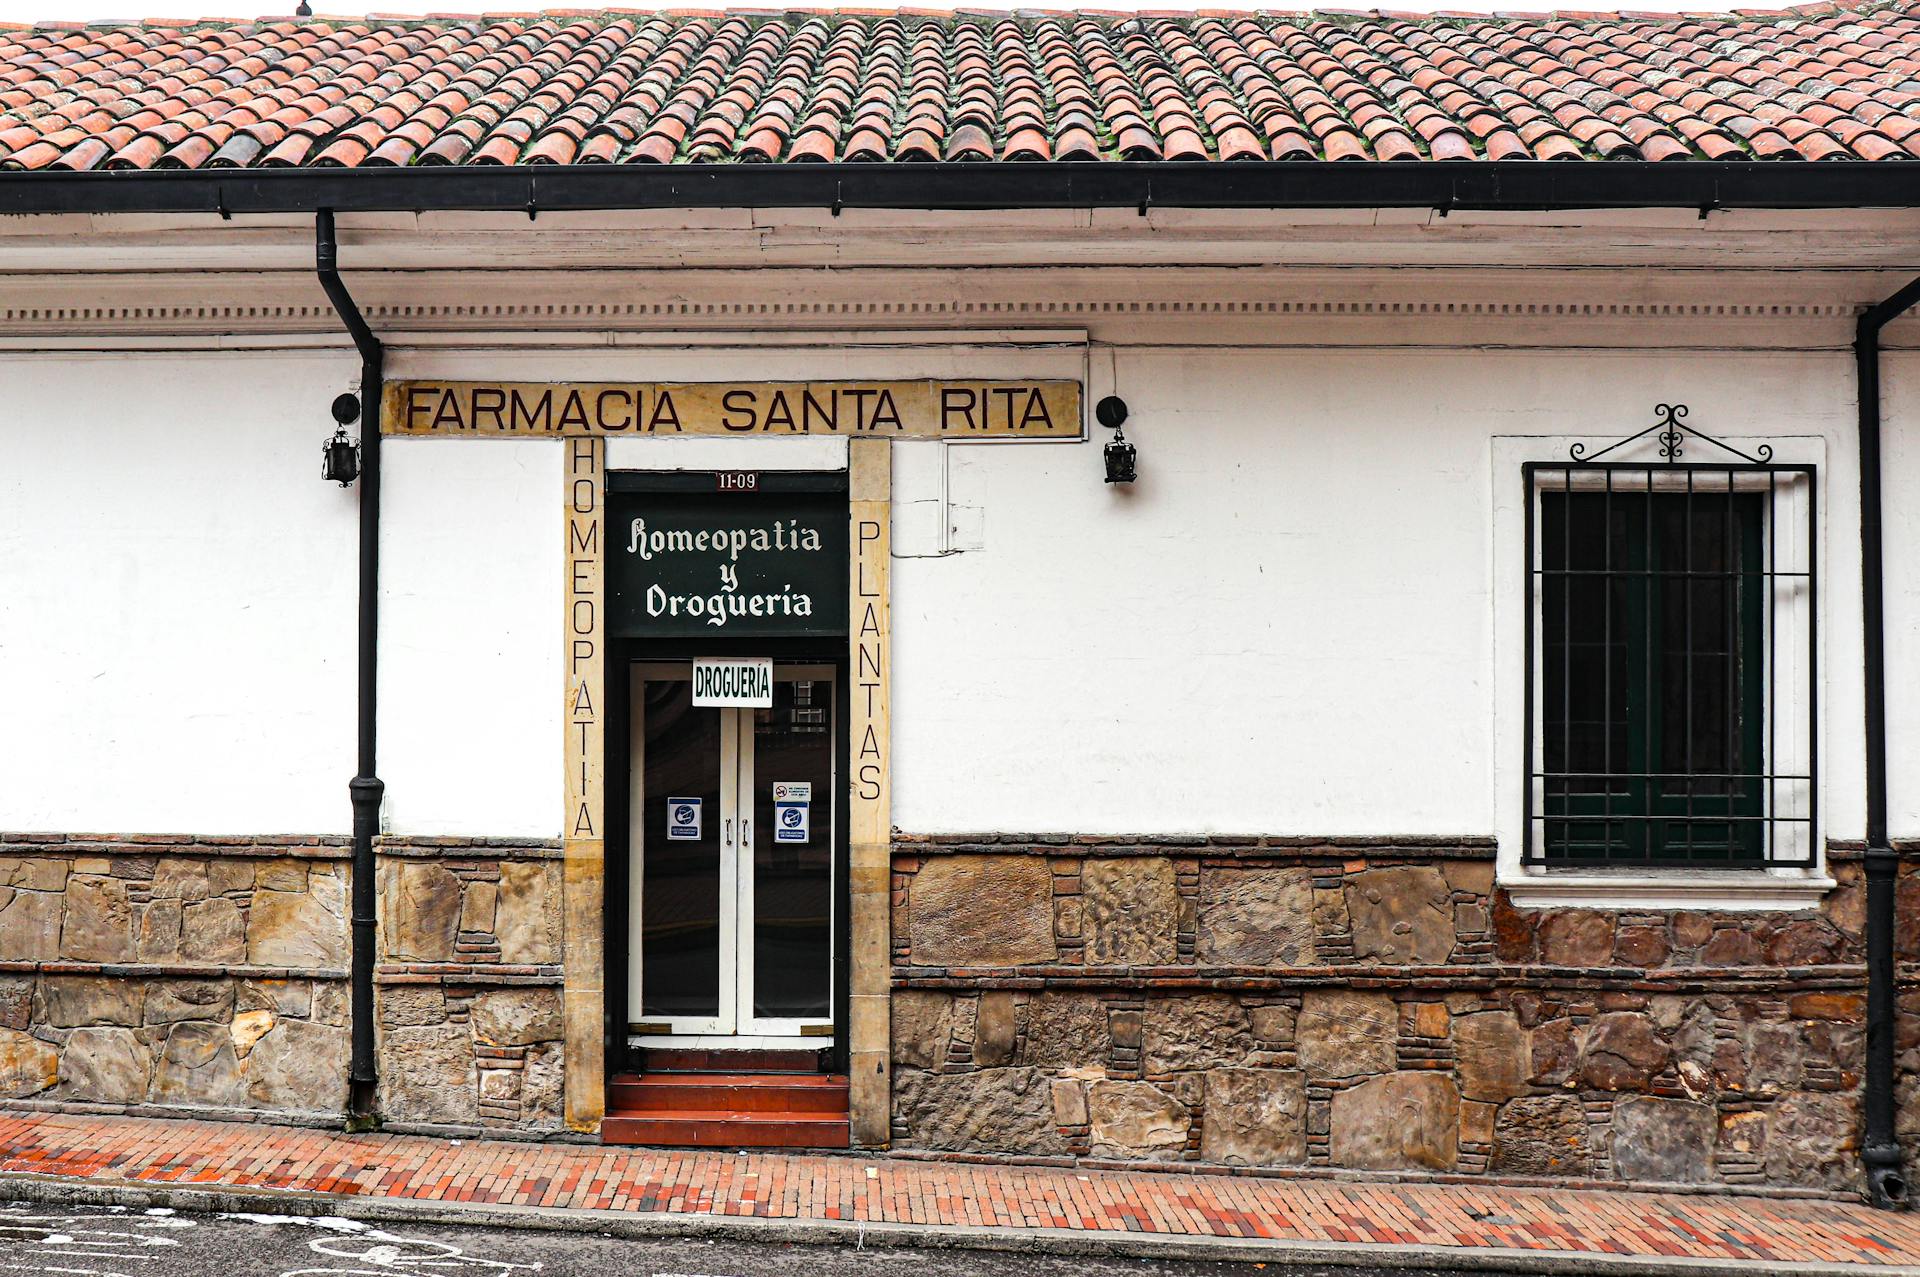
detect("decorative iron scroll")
[1569,403,1774,466]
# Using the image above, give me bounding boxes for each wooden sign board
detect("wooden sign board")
[382,380,1082,440]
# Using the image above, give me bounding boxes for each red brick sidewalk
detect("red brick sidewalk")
[1,1111,1918,1269]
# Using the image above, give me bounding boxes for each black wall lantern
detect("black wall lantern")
[322,392,362,487]
[1096,395,1136,485]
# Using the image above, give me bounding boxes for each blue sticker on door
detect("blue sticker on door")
[667,796,702,841]
[773,781,811,844]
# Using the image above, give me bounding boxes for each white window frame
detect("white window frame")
[1492,433,1834,911]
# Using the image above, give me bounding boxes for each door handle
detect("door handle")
[742,818,751,846]
[724,817,733,847]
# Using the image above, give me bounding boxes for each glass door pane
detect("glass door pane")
[637,676,726,1022]
[745,673,834,1023]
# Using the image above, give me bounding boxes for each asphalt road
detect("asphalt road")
[0,1201,1499,1277]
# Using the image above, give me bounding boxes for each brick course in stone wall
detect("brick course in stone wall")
[890,835,1920,1197]
[13,828,1914,1176]
[373,837,567,1134]
[0,834,569,1137]
[0,835,352,1120]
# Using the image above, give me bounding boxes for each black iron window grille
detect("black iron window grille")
[1523,406,1817,869]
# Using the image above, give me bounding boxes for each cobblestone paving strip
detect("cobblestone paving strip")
[0,1112,1916,1268]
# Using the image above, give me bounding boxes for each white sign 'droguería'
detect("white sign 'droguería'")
[690,657,773,707]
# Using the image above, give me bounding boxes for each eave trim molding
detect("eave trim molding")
[3,161,1920,217]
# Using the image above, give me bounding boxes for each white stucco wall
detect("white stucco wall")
[373,339,1081,840]
[378,438,563,837]
[0,351,359,833]
[889,347,1866,842]
[1880,348,1920,842]
[2,332,1903,853]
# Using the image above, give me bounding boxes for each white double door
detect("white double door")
[629,663,835,1043]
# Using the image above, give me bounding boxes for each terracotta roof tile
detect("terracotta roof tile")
[1,6,1918,169]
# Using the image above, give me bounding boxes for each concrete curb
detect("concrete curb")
[1,1172,1914,1277]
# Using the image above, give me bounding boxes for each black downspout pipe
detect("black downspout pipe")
[316,208,384,1129]
[1857,273,1920,1210]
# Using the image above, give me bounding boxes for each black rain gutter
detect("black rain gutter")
[1,160,1920,215]
[1859,273,1920,1210]
[315,208,383,1131]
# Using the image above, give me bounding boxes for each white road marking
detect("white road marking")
[220,1215,369,1234]
[0,1216,190,1233]
[276,1222,540,1276]
[0,1207,194,1275]
[310,1232,539,1267]
[0,1230,179,1249]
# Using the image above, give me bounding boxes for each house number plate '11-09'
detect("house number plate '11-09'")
[691,657,773,707]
